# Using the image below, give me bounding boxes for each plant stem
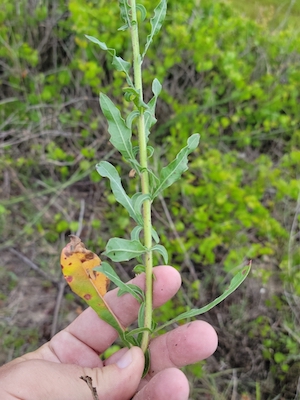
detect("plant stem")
[130,0,153,353]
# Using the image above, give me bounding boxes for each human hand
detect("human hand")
[0,265,218,400]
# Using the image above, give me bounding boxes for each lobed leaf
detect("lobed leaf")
[99,94,135,161]
[151,244,168,264]
[154,263,251,333]
[152,133,200,198]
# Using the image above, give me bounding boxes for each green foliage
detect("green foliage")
[249,313,300,380]
[1,0,300,397]
[0,325,39,356]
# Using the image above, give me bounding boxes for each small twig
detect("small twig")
[275,0,296,31]
[283,290,300,324]
[9,248,57,284]
[282,322,300,346]
[51,277,67,337]
[231,369,238,400]
[76,199,86,237]
[80,376,99,400]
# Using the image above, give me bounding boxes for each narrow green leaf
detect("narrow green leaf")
[136,4,147,21]
[118,24,129,32]
[125,326,152,337]
[152,133,200,198]
[131,225,143,241]
[132,145,139,157]
[144,78,162,139]
[138,302,145,328]
[152,244,168,264]
[148,168,160,188]
[133,264,146,274]
[151,319,157,331]
[132,192,152,216]
[128,157,142,173]
[112,56,131,75]
[123,332,139,346]
[85,36,132,85]
[147,145,155,158]
[144,111,156,139]
[95,262,144,303]
[142,0,167,59]
[118,283,145,302]
[123,86,140,101]
[154,264,251,333]
[143,349,151,377]
[151,227,160,243]
[99,94,134,161]
[118,0,131,30]
[123,87,148,110]
[85,35,108,49]
[126,110,140,128]
[152,77,162,97]
[103,238,147,262]
[96,161,142,224]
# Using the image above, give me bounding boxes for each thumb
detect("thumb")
[88,346,145,400]
[0,347,145,400]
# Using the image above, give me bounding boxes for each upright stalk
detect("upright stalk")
[130,0,153,353]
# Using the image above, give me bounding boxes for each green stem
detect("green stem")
[130,0,153,353]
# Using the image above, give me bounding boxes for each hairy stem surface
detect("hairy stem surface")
[130,0,153,353]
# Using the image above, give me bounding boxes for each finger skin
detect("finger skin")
[133,368,190,400]
[0,347,144,400]
[0,264,218,400]
[148,320,218,376]
[35,265,182,367]
[105,320,218,386]
[131,322,218,400]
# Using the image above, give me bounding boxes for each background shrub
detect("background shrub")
[0,0,299,397]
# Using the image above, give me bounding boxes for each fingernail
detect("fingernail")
[116,349,133,369]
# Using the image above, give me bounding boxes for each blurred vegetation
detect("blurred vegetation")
[0,0,300,398]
